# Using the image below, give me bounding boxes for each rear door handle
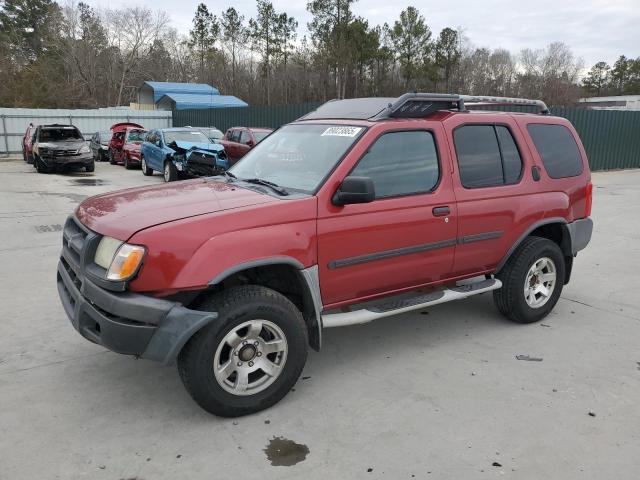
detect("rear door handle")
[432,206,450,217]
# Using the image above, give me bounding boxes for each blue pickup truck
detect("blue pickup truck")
[140,127,229,182]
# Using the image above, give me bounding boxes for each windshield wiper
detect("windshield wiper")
[222,170,237,181]
[241,178,289,196]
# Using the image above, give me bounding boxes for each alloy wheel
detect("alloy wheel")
[213,319,288,396]
[524,257,557,308]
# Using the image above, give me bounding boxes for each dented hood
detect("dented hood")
[75,178,277,240]
[171,140,224,153]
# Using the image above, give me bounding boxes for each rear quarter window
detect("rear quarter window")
[527,124,583,178]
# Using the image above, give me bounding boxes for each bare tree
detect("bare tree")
[105,6,168,106]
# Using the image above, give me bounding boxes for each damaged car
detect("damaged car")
[140,127,229,182]
[108,123,146,169]
[31,124,94,174]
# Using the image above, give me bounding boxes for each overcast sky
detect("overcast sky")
[88,0,639,66]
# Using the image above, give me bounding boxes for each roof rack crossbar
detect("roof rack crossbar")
[459,95,549,114]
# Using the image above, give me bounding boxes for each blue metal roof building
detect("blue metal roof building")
[156,93,248,110]
[137,81,247,110]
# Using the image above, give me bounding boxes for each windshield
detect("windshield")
[127,130,147,143]
[40,127,82,141]
[253,130,271,143]
[164,130,209,144]
[230,124,364,193]
[200,128,223,140]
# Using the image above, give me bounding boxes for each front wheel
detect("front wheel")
[177,286,309,417]
[141,157,153,176]
[163,160,178,182]
[494,236,565,323]
[124,154,132,169]
[108,150,116,165]
[35,156,50,174]
[85,160,95,173]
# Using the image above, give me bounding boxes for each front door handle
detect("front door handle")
[432,206,450,217]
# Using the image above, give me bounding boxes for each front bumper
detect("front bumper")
[41,152,93,166]
[57,217,217,364]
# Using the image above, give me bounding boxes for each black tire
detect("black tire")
[124,154,132,169]
[163,160,178,182]
[34,156,50,174]
[22,148,27,162]
[177,285,309,417]
[141,156,153,176]
[108,150,116,165]
[494,236,565,324]
[85,161,95,173]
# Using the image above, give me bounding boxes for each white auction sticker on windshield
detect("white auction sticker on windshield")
[321,126,362,137]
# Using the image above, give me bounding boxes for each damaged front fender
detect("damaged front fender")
[168,141,229,177]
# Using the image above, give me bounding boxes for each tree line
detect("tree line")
[0,0,637,109]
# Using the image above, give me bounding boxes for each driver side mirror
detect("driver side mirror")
[332,176,376,206]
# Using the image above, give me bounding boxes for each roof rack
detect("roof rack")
[459,95,549,115]
[373,92,549,119]
[299,93,549,122]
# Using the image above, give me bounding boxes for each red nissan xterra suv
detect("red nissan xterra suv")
[57,93,593,417]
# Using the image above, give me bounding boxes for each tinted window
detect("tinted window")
[527,124,583,178]
[454,125,504,188]
[496,126,523,183]
[351,131,439,198]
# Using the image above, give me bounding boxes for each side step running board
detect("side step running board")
[322,278,502,328]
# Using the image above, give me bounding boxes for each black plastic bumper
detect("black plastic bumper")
[57,259,217,364]
[42,153,93,166]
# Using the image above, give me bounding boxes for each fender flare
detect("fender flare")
[209,257,324,351]
[495,217,570,273]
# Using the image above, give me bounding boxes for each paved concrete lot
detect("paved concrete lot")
[1,159,639,480]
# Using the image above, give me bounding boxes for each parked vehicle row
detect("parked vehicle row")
[22,121,271,179]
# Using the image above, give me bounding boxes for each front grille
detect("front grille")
[54,149,79,156]
[61,216,98,290]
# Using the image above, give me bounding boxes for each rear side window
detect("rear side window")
[527,124,583,178]
[454,125,523,188]
[350,130,439,198]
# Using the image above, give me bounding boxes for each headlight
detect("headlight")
[79,145,90,154]
[94,236,145,281]
[107,244,146,280]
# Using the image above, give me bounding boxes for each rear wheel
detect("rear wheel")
[177,285,308,417]
[141,156,153,176]
[163,160,178,182]
[108,150,116,165]
[124,154,132,169]
[494,236,565,323]
[85,160,95,173]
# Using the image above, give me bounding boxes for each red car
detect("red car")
[108,122,147,169]
[57,93,593,417]
[218,126,272,165]
[22,123,36,164]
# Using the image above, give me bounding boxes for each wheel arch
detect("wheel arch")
[496,218,573,282]
[207,258,323,352]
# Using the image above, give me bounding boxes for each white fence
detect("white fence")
[0,107,173,156]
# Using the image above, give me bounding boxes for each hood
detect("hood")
[172,140,225,153]
[38,140,85,148]
[76,178,278,240]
